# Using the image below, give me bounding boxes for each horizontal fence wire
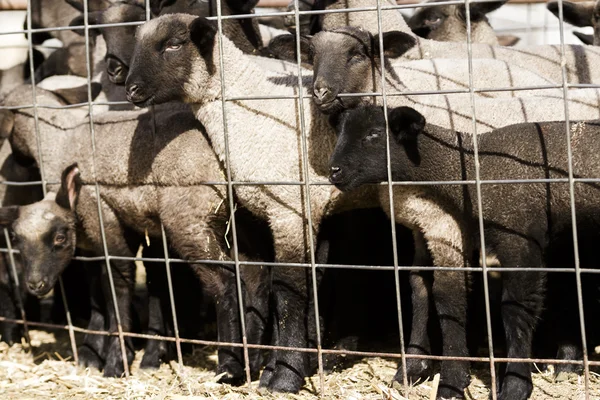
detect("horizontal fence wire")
[0,0,596,398]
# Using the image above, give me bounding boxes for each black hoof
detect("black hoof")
[394,357,434,383]
[103,340,133,378]
[78,345,104,371]
[497,376,532,400]
[216,362,246,386]
[140,340,172,370]
[266,365,305,393]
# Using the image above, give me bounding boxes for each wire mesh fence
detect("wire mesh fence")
[0,0,599,399]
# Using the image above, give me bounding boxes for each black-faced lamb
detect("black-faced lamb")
[125,14,384,393]
[328,104,600,399]
[308,0,600,85]
[0,83,271,382]
[269,26,600,131]
[407,0,509,45]
[547,0,599,45]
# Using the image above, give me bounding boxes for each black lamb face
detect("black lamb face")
[126,15,217,107]
[0,199,77,297]
[329,106,425,192]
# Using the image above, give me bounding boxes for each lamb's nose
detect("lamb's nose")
[126,84,139,97]
[329,166,342,182]
[27,279,45,292]
[314,85,330,102]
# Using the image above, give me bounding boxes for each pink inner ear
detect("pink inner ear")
[66,167,80,210]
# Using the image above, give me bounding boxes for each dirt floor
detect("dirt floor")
[1,330,600,399]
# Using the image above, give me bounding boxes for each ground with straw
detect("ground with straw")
[0,330,598,399]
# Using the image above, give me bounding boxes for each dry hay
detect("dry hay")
[1,330,599,399]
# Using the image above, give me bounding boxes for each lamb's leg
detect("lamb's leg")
[100,257,136,378]
[395,230,434,383]
[260,217,318,393]
[80,194,136,378]
[496,253,545,400]
[140,244,174,369]
[422,227,470,399]
[78,262,107,371]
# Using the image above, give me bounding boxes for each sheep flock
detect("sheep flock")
[1,0,600,399]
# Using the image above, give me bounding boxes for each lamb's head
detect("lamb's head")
[268,27,416,114]
[547,0,600,45]
[70,0,146,84]
[329,105,425,191]
[126,15,218,107]
[408,0,507,45]
[0,165,81,297]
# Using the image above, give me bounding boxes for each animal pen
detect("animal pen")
[0,0,599,399]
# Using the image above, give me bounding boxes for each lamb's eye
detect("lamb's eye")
[54,233,66,246]
[426,16,441,26]
[363,130,381,143]
[166,43,182,52]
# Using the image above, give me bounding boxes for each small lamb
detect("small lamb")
[328,104,600,399]
[0,83,271,382]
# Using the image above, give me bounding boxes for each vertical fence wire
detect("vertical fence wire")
[291,0,325,392]
[23,0,80,360]
[374,0,409,396]
[3,227,30,346]
[556,1,591,398]
[215,0,253,385]
[81,0,130,377]
[464,1,497,398]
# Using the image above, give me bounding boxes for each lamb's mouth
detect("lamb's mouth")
[317,98,344,114]
[130,95,155,108]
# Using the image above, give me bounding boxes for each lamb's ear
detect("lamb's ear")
[547,1,594,27]
[69,13,102,37]
[0,110,15,140]
[190,17,218,73]
[373,31,417,59]
[388,107,425,143]
[497,34,520,47]
[0,206,19,227]
[56,164,82,211]
[573,31,594,45]
[52,83,102,105]
[268,34,313,64]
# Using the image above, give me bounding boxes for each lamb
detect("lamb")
[124,14,388,393]
[269,26,600,133]
[328,104,600,400]
[547,0,599,46]
[68,0,283,87]
[309,0,600,85]
[407,0,509,45]
[0,83,271,381]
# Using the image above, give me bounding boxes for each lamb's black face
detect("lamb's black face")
[310,28,416,114]
[329,106,393,191]
[407,6,448,38]
[102,4,146,84]
[0,203,77,297]
[329,106,426,192]
[126,15,216,107]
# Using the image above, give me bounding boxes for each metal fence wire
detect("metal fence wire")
[0,0,599,399]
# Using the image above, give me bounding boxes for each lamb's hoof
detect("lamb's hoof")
[103,341,133,378]
[78,345,104,371]
[394,357,433,383]
[216,362,246,386]
[258,364,275,387]
[437,386,466,400]
[140,341,171,370]
[265,365,304,393]
[496,376,532,400]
